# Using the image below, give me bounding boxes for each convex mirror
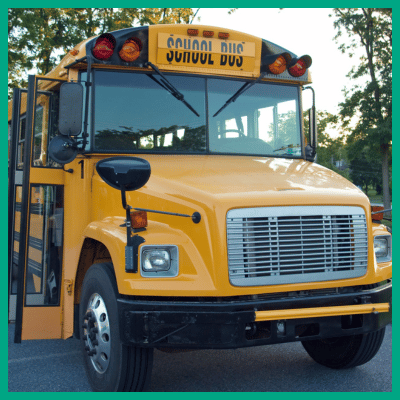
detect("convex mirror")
[96,157,151,192]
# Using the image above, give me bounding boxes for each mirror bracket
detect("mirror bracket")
[302,86,317,162]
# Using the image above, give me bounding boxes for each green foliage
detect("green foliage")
[8,8,197,98]
[331,8,392,207]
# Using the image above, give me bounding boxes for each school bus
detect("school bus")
[8,24,392,392]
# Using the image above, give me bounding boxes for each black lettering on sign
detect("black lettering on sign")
[229,56,235,67]
[167,50,174,62]
[175,51,182,62]
[192,52,199,64]
[236,56,243,67]
[200,53,207,65]
[208,54,214,65]
[220,54,227,66]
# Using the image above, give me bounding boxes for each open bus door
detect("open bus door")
[9,75,66,342]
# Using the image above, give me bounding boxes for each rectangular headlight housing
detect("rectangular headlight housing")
[140,245,179,277]
[374,235,392,263]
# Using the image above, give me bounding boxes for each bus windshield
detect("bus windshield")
[93,70,302,157]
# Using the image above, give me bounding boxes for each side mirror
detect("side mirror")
[48,82,84,165]
[58,82,83,136]
[96,156,151,274]
[96,156,151,209]
[48,136,78,165]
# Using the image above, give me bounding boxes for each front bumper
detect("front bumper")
[118,280,392,349]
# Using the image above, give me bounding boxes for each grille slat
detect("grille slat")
[231,264,366,277]
[227,206,369,287]
[229,254,368,265]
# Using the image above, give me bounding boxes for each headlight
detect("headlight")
[374,235,392,263]
[140,245,179,277]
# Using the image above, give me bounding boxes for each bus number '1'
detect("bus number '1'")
[166,51,243,68]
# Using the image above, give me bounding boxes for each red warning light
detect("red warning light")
[92,34,116,60]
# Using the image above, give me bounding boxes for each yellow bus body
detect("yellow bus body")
[9,24,391,389]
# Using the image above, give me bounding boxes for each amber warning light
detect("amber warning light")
[130,210,148,229]
[119,37,143,62]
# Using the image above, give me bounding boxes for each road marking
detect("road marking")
[8,351,81,364]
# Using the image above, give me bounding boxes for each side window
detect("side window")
[32,81,61,168]
[25,185,64,306]
[10,186,23,295]
[17,115,27,170]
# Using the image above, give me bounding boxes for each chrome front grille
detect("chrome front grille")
[227,206,368,287]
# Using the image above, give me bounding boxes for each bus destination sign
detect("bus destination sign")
[157,33,256,74]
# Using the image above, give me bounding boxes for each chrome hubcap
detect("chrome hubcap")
[83,293,111,374]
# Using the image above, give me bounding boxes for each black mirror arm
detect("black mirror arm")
[303,86,317,161]
[81,57,92,153]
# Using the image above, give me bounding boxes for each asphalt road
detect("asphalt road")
[8,323,392,392]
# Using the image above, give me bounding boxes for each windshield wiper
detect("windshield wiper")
[213,72,267,117]
[145,62,200,117]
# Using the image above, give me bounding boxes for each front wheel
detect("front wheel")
[301,328,385,369]
[80,263,153,391]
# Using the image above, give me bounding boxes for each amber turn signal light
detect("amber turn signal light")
[371,206,384,221]
[119,37,142,62]
[130,210,148,229]
[268,55,287,75]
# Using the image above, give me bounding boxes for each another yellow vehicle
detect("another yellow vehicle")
[8,25,392,392]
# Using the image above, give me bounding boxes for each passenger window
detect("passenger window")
[32,80,61,168]
[15,91,28,170]
[25,185,64,306]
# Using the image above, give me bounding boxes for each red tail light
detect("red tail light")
[92,33,116,60]
[218,32,229,39]
[119,37,142,62]
[288,55,312,77]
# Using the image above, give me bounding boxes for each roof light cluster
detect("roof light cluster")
[92,33,143,62]
[187,29,230,39]
[262,52,312,77]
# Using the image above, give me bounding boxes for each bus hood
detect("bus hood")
[136,155,367,209]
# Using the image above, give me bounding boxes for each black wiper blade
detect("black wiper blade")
[213,72,267,117]
[145,61,200,117]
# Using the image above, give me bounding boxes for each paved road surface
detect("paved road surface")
[8,323,391,392]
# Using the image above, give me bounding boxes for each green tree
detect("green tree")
[331,8,392,209]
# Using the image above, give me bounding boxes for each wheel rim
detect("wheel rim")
[83,293,111,374]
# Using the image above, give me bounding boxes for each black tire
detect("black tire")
[80,263,153,391]
[302,328,385,369]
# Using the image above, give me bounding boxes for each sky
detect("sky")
[195,8,365,116]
